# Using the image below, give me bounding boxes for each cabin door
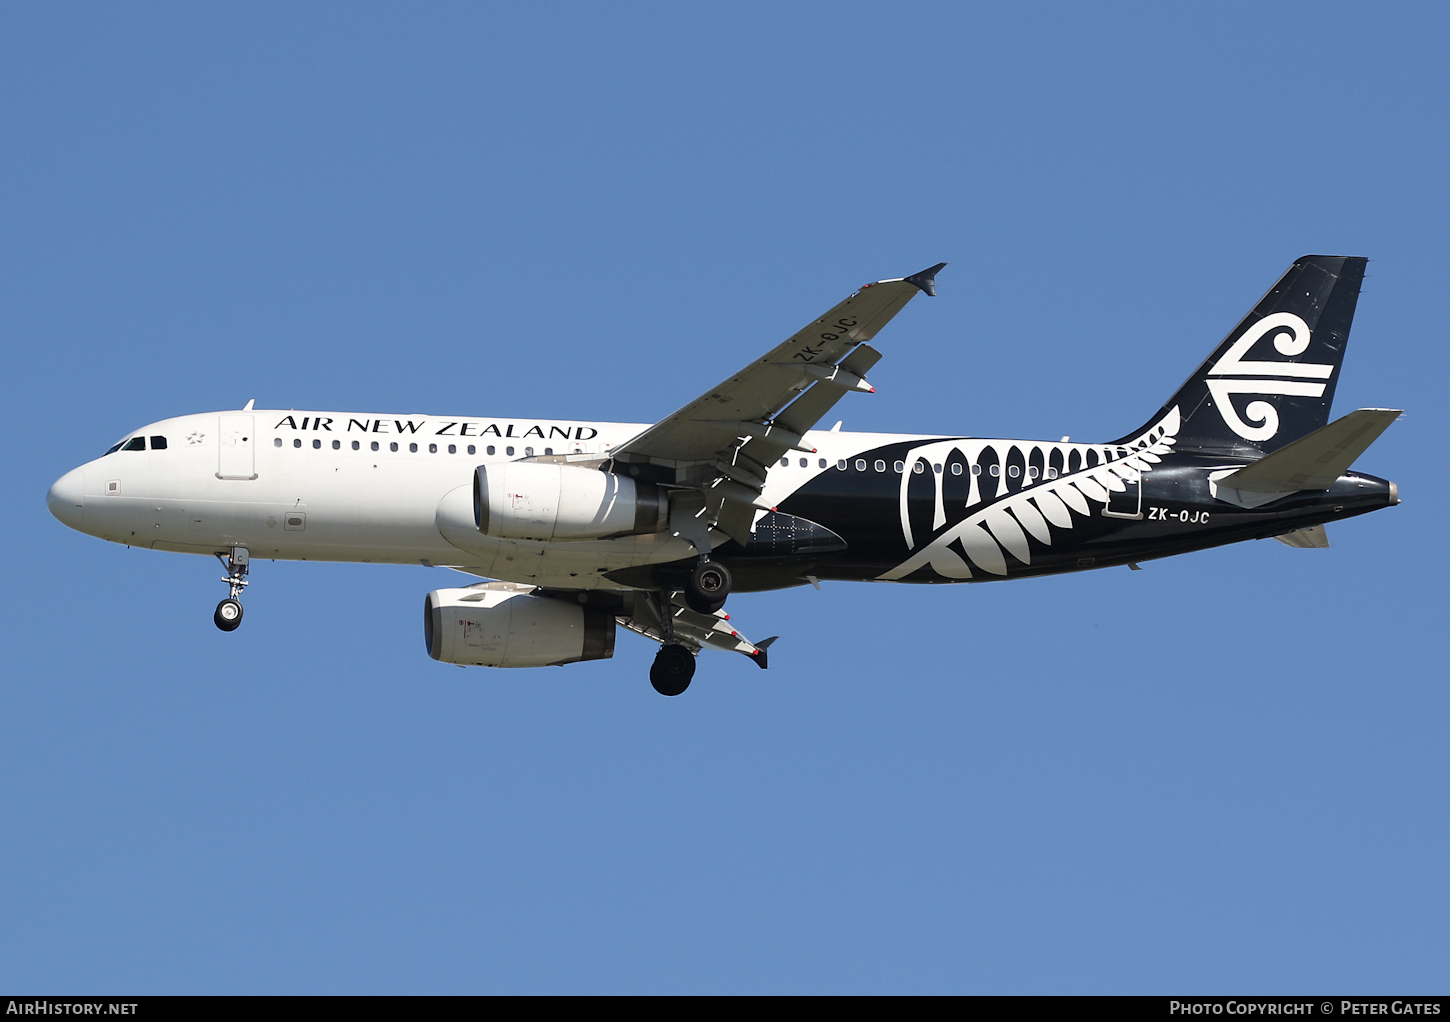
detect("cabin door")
[1102,463,1142,520]
[217,415,257,480]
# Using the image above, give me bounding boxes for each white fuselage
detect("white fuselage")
[47,408,937,589]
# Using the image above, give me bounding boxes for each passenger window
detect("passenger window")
[780,458,789,467]
[544,447,553,456]
[893,461,904,473]
[1046,467,1058,479]
[874,460,886,472]
[1028,466,1039,479]
[466,445,475,455]
[856,459,866,471]
[506,446,515,456]
[448,444,456,454]
[294,438,302,448]
[273,438,282,447]
[912,461,924,474]
[409,443,418,453]
[352,440,360,450]
[971,464,982,476]
[371,441,379,451]
[989,465,1000,477]
[150,436,167,450]
[837,460,847,470]
[428,444,437,453]
[312,439,321,449]
[487,446,495,455]
[951,463,962,475]
[332,440,340,450]
[1008,465,1020,478]
[819,458,827,468]
[123,437,145,451]
[799,458,808,468]
[524,447,534,457]
[390,442,398,452]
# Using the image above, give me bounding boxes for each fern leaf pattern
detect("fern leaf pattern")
[878,406,1181,580]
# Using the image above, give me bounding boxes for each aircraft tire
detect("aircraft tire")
[650,643,695,696]
[684,560,731,615]
[214,598,244,632]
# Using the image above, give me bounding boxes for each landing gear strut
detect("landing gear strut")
[684,559,732,615]
[213,546,249,632]
[648,589,697,696]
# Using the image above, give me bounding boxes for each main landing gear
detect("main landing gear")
[684,559,731,615]
[647,560,730,695]
[648,588,699,697]
[213,546,249,632]
[650,644,696,697]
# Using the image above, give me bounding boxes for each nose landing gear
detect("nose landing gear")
[213,546,249,632]
[214,598,243,631]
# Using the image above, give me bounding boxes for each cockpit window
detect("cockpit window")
[104,440,126,455]
[122,437,146,452]
[149,436,167,450]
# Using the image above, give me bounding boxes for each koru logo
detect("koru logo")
[1205,312,1333,441]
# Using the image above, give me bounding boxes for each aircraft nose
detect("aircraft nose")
[47,467,85,529]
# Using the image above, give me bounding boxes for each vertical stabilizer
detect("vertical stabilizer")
[1117,255,1367,455]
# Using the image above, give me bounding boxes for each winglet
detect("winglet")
[751,635,779,670]
[904,262,947,297]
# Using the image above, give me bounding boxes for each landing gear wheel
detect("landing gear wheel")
[650,643,696,696]
[214,598,243,632]
[684,560,732,615]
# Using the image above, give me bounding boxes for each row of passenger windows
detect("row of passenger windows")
[275,437,555,457]
[780,454,1058,480]
[105,432,1056,482]
[104,436,167,454]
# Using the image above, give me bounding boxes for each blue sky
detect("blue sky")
[2,2,1446,994]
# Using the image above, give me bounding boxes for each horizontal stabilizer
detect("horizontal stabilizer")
[1273,524,1330,548]
[1216,408,1401,493]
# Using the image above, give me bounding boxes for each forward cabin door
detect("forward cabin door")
[217,415,257,480]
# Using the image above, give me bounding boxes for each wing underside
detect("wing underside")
[619,591,775,667]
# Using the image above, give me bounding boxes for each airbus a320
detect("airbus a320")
[47,257,1400,695]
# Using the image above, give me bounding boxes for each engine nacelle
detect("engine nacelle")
[424,585,615,668]
[473,462,665,542]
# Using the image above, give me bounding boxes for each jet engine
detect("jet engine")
[425,585,616,667]
[473,462,665,542]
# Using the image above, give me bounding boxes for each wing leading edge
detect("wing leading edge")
[612,263,946,544]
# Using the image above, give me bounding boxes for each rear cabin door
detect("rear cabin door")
[1102,463,1142,519]
[217,415,257,480]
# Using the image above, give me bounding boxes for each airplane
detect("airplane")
[46,256,1400,696]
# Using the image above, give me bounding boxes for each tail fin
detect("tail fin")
[1117,255,1368,455]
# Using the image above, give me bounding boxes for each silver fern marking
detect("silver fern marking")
[879,407,1181,580]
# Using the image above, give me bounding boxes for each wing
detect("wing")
[613,263,945,544]
[619,591,778,668]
